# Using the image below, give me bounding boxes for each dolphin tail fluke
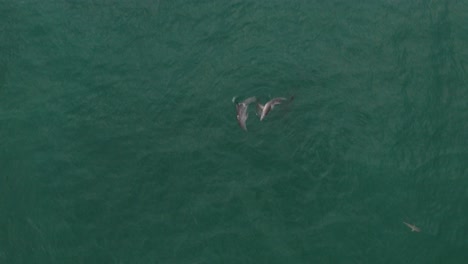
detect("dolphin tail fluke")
[256,103,264,117]
[242,96,257,105]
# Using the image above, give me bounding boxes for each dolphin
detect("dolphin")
[256,97,290,121]
[403,222,421,232]
[234,96,257,131]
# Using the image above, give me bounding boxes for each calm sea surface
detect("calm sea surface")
[1,1,467,263]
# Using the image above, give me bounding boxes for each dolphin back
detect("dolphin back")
[270,97,287,106]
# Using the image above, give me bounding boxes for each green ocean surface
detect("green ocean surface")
[1,1,467,263]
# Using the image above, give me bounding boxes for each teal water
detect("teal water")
[1,1,467,263]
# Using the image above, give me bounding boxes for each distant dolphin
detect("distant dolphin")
[403,222,421,232]
[256,97,292,121]
[233,96,257,131]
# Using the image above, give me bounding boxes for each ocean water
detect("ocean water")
[1,1,467,263]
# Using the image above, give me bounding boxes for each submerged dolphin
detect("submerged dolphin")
[234,96,257,131]
[403,222,421,232]
[256,97,290,121]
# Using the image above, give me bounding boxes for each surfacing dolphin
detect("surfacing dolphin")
[256,97,293,121]
[233,96,257,131]
[403,222,421,232]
